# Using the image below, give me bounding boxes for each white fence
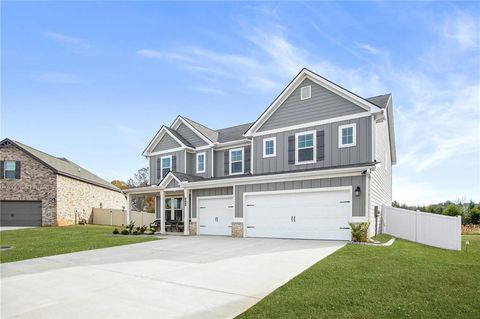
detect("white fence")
[92,208,156,227]
[382,205,462,251]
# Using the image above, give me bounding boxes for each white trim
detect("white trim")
[251,112,370,137]
[233,185,236,220]
[250,138,254,174]
[338,123,357,148]
[160,155,172,179]
[300,85,311,100]
[229,147,244,175]
[196,194,234,235]
[233,217,244,223]
[295,130,316,165]
[371,116,375,161]
[211,148,214,177]
[143,126,189,156]
[196,152,206,173]
[195,145,212,151]
[157,171,181,188]
[147,147,187,157]
[244,69,382,136]
[214,142,251,151]
[184,151,187,173]
[171,116,214,146]
[262,137,276,158]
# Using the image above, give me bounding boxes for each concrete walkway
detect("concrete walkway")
[0,226,36,232]
[1,236,344,319]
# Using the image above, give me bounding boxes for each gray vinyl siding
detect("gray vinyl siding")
[176,123,208,147]
[234,175,366,218]
[191,187,233,218]
[185,152,194,175]
[152,134,181,152]
[254,116,372,174]
[214,146,250,178]
[149,150,185,185]
[258,78,365,132]
[166,179,179,189]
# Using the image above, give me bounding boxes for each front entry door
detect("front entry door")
[165,197,183,222]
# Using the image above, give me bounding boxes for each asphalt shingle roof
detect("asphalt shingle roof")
[366,94,391,109]
[164,126,194,148]
[215,122,254,143]
[181,116,219,143]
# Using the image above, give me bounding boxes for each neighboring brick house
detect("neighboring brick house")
[0,138,126,226]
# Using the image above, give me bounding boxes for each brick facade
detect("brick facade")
[189,222,197,235]
[232,222,244,238]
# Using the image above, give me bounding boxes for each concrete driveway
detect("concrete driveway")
[0,226,36,231]
[1,236,345,319]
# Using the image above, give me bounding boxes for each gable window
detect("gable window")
[338,123,356,148]
[196,152,206,173]
[300,85,311,100]
[229,148,244,175]
[160,155,172,179]
[4,161,17,179]
[263,137,276,158]
[295,130,316,164]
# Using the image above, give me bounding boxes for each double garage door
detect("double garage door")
[0,201,42,226]
[197,187,352,240]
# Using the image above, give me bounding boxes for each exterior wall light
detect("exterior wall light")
[354,186,361,197]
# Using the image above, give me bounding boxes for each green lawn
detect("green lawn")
[0,225,158,263]
[239,235,480,319]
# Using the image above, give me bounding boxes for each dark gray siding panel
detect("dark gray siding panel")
[185,152,194,175]
[152,134,181,152]
[253,116,372,174]
[176,123,208,147]
[193,149,213,179]
[166,179,179,189]
[234,175,365,218]
[191,187,233,218]
[149,150,185,185]
[258,78,365,132]
[214,146,251,178]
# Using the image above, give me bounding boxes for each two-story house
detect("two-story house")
[125,68,396,240]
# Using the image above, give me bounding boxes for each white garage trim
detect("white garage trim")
[196,195,234,235]
[243,186,353,239]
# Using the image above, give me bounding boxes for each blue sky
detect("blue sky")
[2,1,479,205]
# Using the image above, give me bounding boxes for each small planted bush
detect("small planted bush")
[121,229,129,235]
[132,230,139,235]
[443,204,463,217]
[140,225,148,234]
[112,228,119,235]
[349,222,369,242]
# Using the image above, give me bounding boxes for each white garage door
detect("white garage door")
[198,196,234,236]
[245,187,352,240]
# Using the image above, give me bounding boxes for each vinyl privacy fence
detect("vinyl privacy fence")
[382,205,462,251]
[92,208,156,227]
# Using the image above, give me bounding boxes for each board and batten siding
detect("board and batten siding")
[152,134,181,152]
[369,105,393,237]
[193,149,213,178]
[253,116,372,174]
[213,146,251,178]
[149,150,185,185]
[234,175,366,218]
[191,187,233,219]
[258,78,365,132]
[176,123,208,147]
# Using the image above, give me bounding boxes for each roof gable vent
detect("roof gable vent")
[300,85,311,100]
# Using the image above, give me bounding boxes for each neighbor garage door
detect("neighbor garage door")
[244,187,352,240]
[0,201,42,226]
[198,196,233,236]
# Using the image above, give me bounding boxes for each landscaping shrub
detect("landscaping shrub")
[132,230,139,235]
[443,204,463,217]
[120,229,129,235]
[112,228,119,235]
[349,222,369,242]
[140,225,147,234]
[125,222,135,234]
[470,207,480,224]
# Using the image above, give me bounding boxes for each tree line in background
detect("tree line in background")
[111,168,155,214]
[392,200,480,225]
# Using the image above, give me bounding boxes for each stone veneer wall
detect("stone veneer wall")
[232,222,243,238]
[0,146,57,226]
[56,175,126,226]
[189,222,197,235]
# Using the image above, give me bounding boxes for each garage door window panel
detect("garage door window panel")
[295,131,316,164]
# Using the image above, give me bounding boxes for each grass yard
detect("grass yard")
[238,235,480,319]
[0,225,158,263]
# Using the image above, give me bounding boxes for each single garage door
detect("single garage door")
[198,196,233,236]
[245,187,352,240]
[0,201,42,226]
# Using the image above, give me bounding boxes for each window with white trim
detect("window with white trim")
[296,131,316,164]
[338,123,356,148]
[4,161,16,179]
[263,137,276,158]
[229,148,243,175]
[160,155,172,179]
[196,152,206,173]
[300,85,311,100]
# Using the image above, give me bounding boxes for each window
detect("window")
[263,137,276,158]
[300,85,311,100]
[196,152,206,173]
[229,148,244,175]
[4,161,16,179]
[295,131,316,164]
[338,123,356,148]
[160,155,172,179]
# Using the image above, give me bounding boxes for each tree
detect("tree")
[111,180,128,189]
[443,204,463,217]
[469,206,480,224]
[124,167,154,213]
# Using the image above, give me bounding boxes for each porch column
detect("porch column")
[160,190,166,234]
[184,189,190,235]
[126,193,131,224]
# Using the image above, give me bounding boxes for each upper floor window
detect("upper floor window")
[161,155,172,179]
[263,137,276,158]
[300,85,311,100]
[4,161,17,179]
[338,123,356,148]
[296,131,316,164]
[196,152,206,173]
[229,148,244,175]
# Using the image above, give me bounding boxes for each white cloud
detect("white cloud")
[441,10,480,50]
[356,42,381,54]
[194,87,227,95]
[34,72,80,84]
[42,31,91,52]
